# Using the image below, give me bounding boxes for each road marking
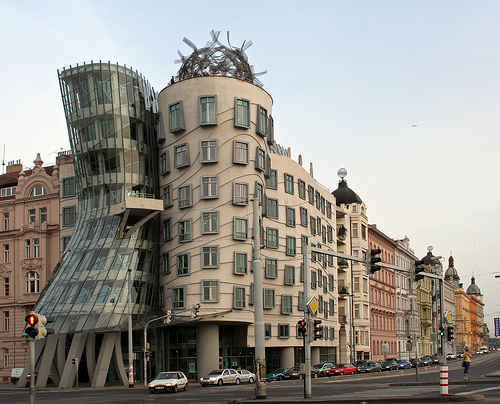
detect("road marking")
[456,385,500,395]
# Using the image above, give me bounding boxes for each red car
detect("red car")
[327,363,357,376]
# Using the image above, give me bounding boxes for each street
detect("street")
[2,352,499,403]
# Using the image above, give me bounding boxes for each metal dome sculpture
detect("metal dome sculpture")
[175,30,267,87]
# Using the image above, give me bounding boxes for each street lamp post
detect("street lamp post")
[128,268,134,388]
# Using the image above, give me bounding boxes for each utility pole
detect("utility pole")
[252,197,266,399]
[128,268,134,388]
[303,243,311,399]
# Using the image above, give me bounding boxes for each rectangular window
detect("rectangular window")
[3,348,9,368]
[266,198,278,219]
[255,181,263,206]
[354,277,360,292]
[62,177,75,197]
[160,151,170,175]
[233,182,249,205]
[327,201,332,218]
[25,239,31,259]
[308,185,315,205]
[201,211,219,234]
[201,176,219,199]
[300,207,308,227]
[298,291,304,311]
[235,98,250,128]
[201,245,219,268]
[3,213,9,231]
[200,95,217,125]
[263,289,275,309]
[233,286,246,309]
[200,140,218,163]
[159,285,166,307]
[327,225,333,243]
[2,311,9,332]
[3,278,9,297]
[162,184,172,208]
[1,187,15,198]
[33,238,40,258]
[62,206,76,226]
[278,324,290,338]
[286,207,295,227]
[100,119,115,138]
[172,286,186,309]
[284,265,295,285]
[265,258,278,279]
[202,280,219,302]
[233,217,248,240]
[256,105,268,136]
[3,245,9,263]
[311,270,317,289]
[178,184,192,208]
[234,252,248,275]
[352,222,359,238]
[161,252,170,274]
[354,304,360,319]
[233,141,249,164]
[174,143,190,168]
[163,218,172,240]
[39,207,47,223]
[266,228,279,249]
[323,276,328,294]
[169,101,185,133]
[178,219,192,242]
[28,209,36,223]
[265,324,272,338]
[266,169,277,189]
[298,179,306,199]
[362,224,367,240]
[330,300,336,316]
[321,196,326,214]
[176,253,190,276]
[255,147,266,172]
[329,274,335,291]
[315,191,321,210]
[281,295,293,314]
[284,173,294,194]
[286,236,296,256]
[310,216,316,235]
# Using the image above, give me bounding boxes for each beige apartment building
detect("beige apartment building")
[0,153,75,382]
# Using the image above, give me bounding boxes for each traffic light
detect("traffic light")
[447,327,455,341]
[313,320,323,340]
[439,326,445,337]
[71,358,78,365]
[191,303,201,318]
[369,249,382,274]
[414,259,425,281]
[298,319,307,337]
[36,314,55,340]
[25,313,39,339]
[407,335,412,345]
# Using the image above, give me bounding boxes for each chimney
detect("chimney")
[7,160,23,174]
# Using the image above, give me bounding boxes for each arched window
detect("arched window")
[29,186,47,197]
[26,271,39,293]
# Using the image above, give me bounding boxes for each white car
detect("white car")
[200,369,241,386]
[235,369,256,383]
[446,353,457,360]
[148,371,188,393]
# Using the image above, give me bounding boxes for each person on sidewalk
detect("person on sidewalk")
[463,347,471,380]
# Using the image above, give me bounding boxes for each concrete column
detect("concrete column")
[280,347,295,369]
[59,333,87,389]
[197,323,219,380]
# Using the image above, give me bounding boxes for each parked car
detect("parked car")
[235,369,255,383]
[477,348,488,355]
[396,359,411,369]
[380,359,398,371]
[200,369,240,386]
[410,358,424,367]
[353,360,369,373]
[420,356,432,366]
[357,361,382,373]
[281,366,302,380]
[148,371,188,393]
[446,352,457,360]
[311,362,335,377]
[265,367,289,382]
[430,354,440,364]
[327,363,357,376]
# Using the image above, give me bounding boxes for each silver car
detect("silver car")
[200,368,241,386]
[235,369,256,383]
[148,371,188,393]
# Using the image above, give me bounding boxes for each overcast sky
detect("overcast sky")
[2,0,499,335]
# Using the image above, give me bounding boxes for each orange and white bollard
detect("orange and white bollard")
[440,364,448,396]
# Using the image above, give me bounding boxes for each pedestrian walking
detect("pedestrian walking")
[463,347,471,380]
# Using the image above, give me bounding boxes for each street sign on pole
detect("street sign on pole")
[495,318,500,337]
[306,297,318,316]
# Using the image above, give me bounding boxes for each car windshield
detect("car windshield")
[156,372,177,380]
[272,368,286,373]
[208,370,223,375]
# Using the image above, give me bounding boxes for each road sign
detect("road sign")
[495,318,500,337]
[306,297,318,316]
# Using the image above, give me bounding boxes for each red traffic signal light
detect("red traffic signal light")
[26,314,38,326]
[25,313,39,339]
[297,319,307,336]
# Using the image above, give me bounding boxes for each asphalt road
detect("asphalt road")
[1,352,499,403]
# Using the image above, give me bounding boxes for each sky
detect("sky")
[1,0,500,335]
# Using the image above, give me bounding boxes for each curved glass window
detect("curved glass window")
[30,186,47,197]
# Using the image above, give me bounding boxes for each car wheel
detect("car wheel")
[202,384,207,387]
[173,385,178,393]
[235,378,240,385]
[184,383,188,391]
[340,372,344,375]
[217,379,223,386]
[299,374,303,380]
[248,377,254,384]
[150,390,155,394]
[279,375,284,381]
